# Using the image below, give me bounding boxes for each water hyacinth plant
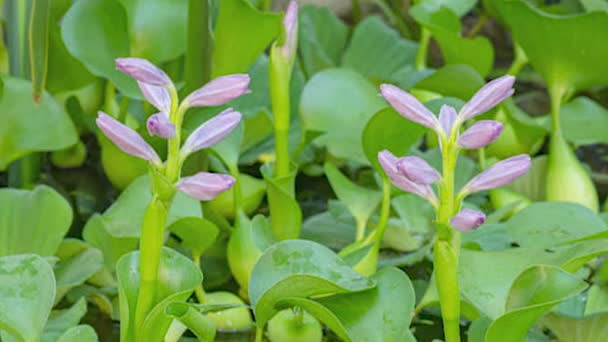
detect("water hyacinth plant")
[379,75,530,341]
[2,1,608,342]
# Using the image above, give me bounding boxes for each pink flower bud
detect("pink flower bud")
[450,209,486,232]
[439,105,457,137]
[115,58,171,86]
[177,172,235,201]
[146,113,175,139]
[380,84,441,132]
[181,108,242,155]
[457,120,503,149]
[461,154,531,194]
[378,150,438,205]
[96,112,161,164]
[184,74,251,108]
[280,1,298,60]
[397,156,441,184]
[138,82,171,113]
[459,75,515,121]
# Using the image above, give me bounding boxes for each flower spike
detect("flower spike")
[96,112,161,164]
[439,105,457,137]
[280,1,299,60]
[450,209,486,232]
[115,58,171,86]
[181,108,242,156]
[459,75,515,121]
[397,156,441,185]
[177,172,235,201]
[461,154,531,195]
[184,74,251,108]
[380,84,441,132]
[138,82,171,113]
[378,150,438,205]
[147,113,175,139]
[457,120,503,149]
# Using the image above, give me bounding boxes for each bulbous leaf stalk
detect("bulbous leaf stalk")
[450,209,486,232]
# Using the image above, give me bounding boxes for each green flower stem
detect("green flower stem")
[549,84,566,135]
[415,28,431,71]
[260,0,272,12]
[352,0,362,23]
[375,177,392,245]
[506,43,528,76]
[269,49,292,179]
[435,139,462,342]
[134,196,169,341]
[165,86,185,182]
[255,326,264,342]
[192,253,207,304]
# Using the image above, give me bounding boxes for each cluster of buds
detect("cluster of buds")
[97,58,251,201]
[378,75,531,232]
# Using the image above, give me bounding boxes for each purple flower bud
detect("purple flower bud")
[457,120,503,149]
[450,209,486,232]
[184,74,251,108]
[459,75,515,121]
[397,156,441,184]
[115,58,171,86]
[138,82,171,113]
[380,84,441,132]
[439,105,457,137]
[146,113,175,139]
[181,108,242,155]
[280,1,298,59]
[96,112,161,164]
[177,172,235,201]
[461,154,531,194]
[378,150,438,205]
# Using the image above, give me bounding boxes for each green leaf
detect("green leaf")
[301,200,357,250]
[248,239,375,327]
[508,155,548,202]
[420,0,478,16]
[29,0,51,102]
[212,0,281,77]
[166,303,216,342]
[561,97,608,145]
[504,202,607,248]
[261,164,302,240]
[500,0,608,91]
[0,185,72,256]
[485,265,588,342]
[116,247,203,342]
[362,107,426,173]
[0,77,78,170]
[410,4,494,76]
[56,325,98,342]
[413,64,485,100]
[324,162,381,237]
[277,267,416,342]
[101,175,201,238]
[543,312,608,341]
[299,68,385,163]
[342,16,418,84]
[61,0,139,98]
[207,173,266,219]
[117,0,188,63]
[298,5,349,77]
[168,217,219,256]
[82,214,138,272]
[54,240,103,302]
[41,298,87,342]
[0,254,56,342]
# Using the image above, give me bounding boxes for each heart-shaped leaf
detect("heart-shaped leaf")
[41,298,88,342]
[0,185,72,257]
[56,325,98,342]
[82,214,138,272]
[54,240,103,302]
[560,97,608,146]
[413,64,484,100]
[168,217,219,256]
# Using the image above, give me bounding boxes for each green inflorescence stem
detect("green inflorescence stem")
[269,48,293,179]
[415,28,431,71]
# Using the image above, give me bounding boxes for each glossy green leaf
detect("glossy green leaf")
[82,214,138,272]
[501,0,608,91]
[29,0,51,102]
[301,200,357,250]
[0,254,55,342]
[248,239,375,327]
[485,265,588,342]
[342,16,418,84]
[298,5,349,77]
[299,68,385,163]
[117,247,203,342]
[508,155,548,202]
[420,0,478,16]
[54,240,103,301]
[166,303,216,342]
[413,64,485,100]
[410,3,493,76]
[362,107,426,173]
[0,77,78,170]
[101,175,201,238]
[56,325,98,342]
[261,163,302,240]
[276,267,416,342]
[212,0,281,76]
[0,185,72,256]
[543,312,608,341]
[390,194,436,247]
[169,217,219,256]
[41,298,88,342]
[561,97,608,145]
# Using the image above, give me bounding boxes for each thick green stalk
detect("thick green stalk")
[269,49,292,178]
[352,0,362,23]
[185,0,213,93]
[193,253,207,303]
[506,43,528,76]
[134,197,169,341]
[415,28,431,71]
